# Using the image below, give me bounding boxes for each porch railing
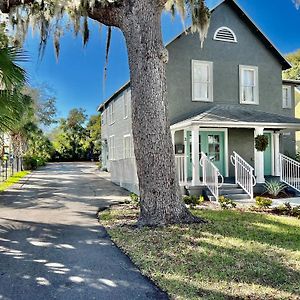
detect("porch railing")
[200,152,224,201]
[230,151,256,199]
[175,154,186,185]
[279,153,300,192]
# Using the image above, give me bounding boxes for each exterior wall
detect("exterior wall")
[228,129,254,177]
[166,2,293,124]
[101,88,138,193]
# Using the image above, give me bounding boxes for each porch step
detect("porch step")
[221,193,250,200]
[219,188,244,195]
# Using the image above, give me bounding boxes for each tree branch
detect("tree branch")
[0,0,34,13]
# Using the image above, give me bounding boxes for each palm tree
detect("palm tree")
[0,46,28,131]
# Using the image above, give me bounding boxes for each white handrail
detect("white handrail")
[200,152,224,201]
[230,151,256,199]
[279,153,300,192]
[175,154,186,186]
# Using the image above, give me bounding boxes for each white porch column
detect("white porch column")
[171,130,175,152]
[254,127,265,183]
[274,132,280,176]
[192,125,201,186]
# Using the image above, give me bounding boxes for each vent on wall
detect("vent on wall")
[213,27,237,43]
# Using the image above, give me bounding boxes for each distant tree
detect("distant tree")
[86,114,101,159]
[284,49,300,80]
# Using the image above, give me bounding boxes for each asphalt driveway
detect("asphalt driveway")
[0,162,167,300]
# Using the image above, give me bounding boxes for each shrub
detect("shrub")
[264,180,286,197]
[183,195,203,207]
[22,156,38,170]
[129,193,140,206]
[218,196,236,209]
[255,196,273,208]
[272,202,300,219]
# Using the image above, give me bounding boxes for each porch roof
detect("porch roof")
[171,104,300,130]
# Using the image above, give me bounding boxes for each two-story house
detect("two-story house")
[98,0,300,200]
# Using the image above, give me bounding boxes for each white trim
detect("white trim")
[282,85,292,109]
[191,60,213,102]
[171,120,300,131]
[239,65,259,105]
[213,26,237,43]
[199,128,229,178]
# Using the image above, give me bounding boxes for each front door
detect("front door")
[186,130,225,179]
[201,131,225,176]
[264,133,272,176]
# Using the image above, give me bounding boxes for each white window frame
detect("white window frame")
[109,101,115,125]
[239,65,259,105]
[124,90,130,119]
[213,26,237,43]
[101,111,105,125]
[109,135,115,160]
[191,60,213,102]
[282,85,292,109]
[123,134,132,159]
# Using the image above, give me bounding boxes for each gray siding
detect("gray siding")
[228,129,255,176]
[166,2,293,124]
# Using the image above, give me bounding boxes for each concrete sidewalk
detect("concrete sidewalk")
[0,162,167,300]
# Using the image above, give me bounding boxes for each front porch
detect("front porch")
[170,105,300,201]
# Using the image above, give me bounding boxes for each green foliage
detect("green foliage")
[283,49,300,80]
[50,110,101,161]
[218,196,236,209]
[129,193,140,206]
[22,156,38,170]
[255,196,273,208]
[272,202,300,219]
[183,195,204,207]
[255,135,269,152]
[264,180,286,197]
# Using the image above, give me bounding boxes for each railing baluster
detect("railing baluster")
[279,153,300,192]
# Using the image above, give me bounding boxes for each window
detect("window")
[108,101,115,125]
[101,111,105,125]
[109,136,115,160]
[123,135,132,158]
[282,85,292,108]
[124,90,130,119]
[239,65,259,104]
[192,60,213,102]
[214,27,237,43]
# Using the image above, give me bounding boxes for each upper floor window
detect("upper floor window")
[239,65,259,105]
[124,90,130,119]
[101,111,106,125]
[192,60,213,102]
[109,101,115,125]
[214,27,237,43]
[282,85,292,108]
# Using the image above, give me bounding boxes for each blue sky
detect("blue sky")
[22,0,300,119]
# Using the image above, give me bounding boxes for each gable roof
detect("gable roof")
[98,0,292,112]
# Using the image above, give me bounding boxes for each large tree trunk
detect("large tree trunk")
[121,0,202,226]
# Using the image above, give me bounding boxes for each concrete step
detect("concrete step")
[222,193,251,200]
[219,188,245,195]
[220,183,239,189]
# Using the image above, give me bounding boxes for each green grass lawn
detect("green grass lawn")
[100,207,300,300]
[0,171,31,192]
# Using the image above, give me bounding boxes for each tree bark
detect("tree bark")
[120,0,201,226]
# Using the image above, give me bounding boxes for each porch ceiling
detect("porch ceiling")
[171,104,300,130]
